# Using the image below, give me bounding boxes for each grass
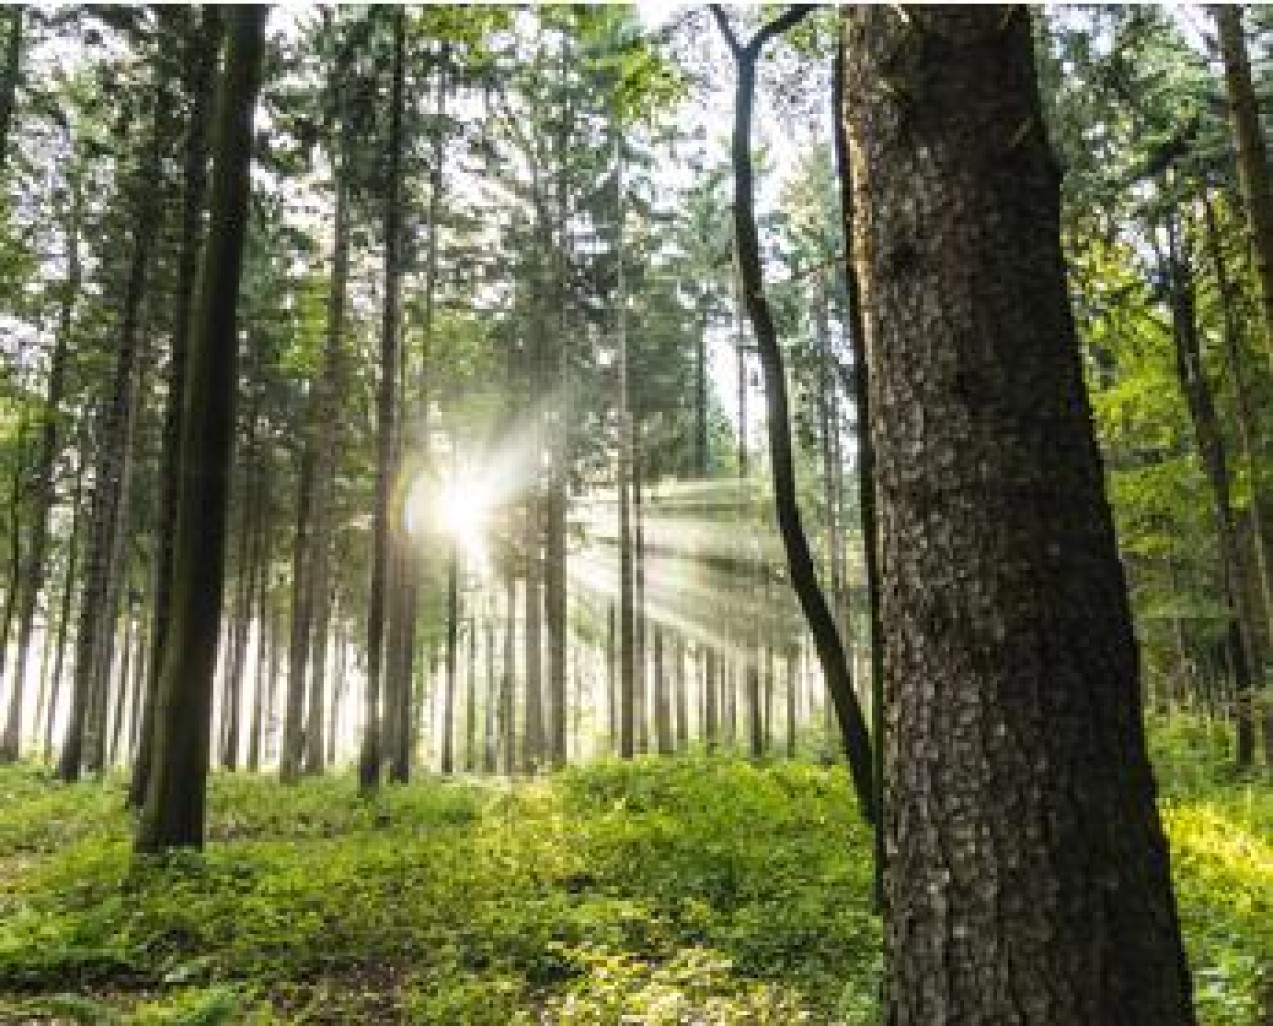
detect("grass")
[0,718,1266,1024]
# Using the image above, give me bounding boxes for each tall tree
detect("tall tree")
[359,6,406,792]
[0,172,79,762]
[844,7,1194,1021]
[130,7,221,806]
[136,5,266,852]
[59,63,171,782]
[1214,3,1273,372]
[0,5,21,174]
[710,4,875,820]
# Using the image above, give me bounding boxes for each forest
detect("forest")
[0,4,1270,1024]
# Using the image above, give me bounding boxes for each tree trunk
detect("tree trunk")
[674,633,688,752]
[1165,220,1257,766]
[711,4,875,819]
[131,8,219,807]
[844,7,1194,1021]
[1214,3,1273,373]
[0,6,22,173]
[501,572,515,772]
[441,542,458,775]
[135,6,265,852]
[246,452,272,774]
[834,17,887,905]
[59,75,169,782]
[360,6,405,792]
[44,456,82,761]
[483,609,496,773]
[0,181,78,762]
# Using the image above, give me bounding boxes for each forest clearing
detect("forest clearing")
[2,4,1273,1024]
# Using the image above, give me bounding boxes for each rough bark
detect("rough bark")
[135,5,264,852]
[844,7,1194,1021]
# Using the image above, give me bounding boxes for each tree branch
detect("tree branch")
[707,4,741,58]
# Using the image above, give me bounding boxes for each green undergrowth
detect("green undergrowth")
[0,720,1267,1024]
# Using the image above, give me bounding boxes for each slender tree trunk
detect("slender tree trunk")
[501,573,515,773]
[674,633,688,752]
[0,5,22,173]
[0,184,78,762]
[483,609,496,773]
[1214,3,1273,373]
[60,78,169,782]
[522,519,542,773]
[614,131,637,761]
[44,458,82,761]
[844,8,1194,1020]
[704,645,718,751]
[1165,221,1257,766]
[711,4,874,819]
[136,6,265,852]
[280,446,315,781]
[1202,194,1273,687]
[360,6,405,793]
[633,435,648,754]
[441,542,458,775]
[653,624,672,754]
[221,418,259,771]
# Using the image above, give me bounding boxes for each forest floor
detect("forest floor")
[0,717,1268,1025]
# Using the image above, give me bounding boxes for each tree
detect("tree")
[710,3,875,822]
[359,5,406,792]
[0,6,21,174]
[1214,3,1273,373]
[844,7,1195,1021]
[136,5,266,853]
[130,7,221,806]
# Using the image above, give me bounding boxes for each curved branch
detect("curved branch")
[712,3,876,824]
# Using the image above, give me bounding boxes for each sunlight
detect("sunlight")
[405,469,496,570]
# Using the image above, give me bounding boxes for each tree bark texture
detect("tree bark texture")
[844,7,1195,1023]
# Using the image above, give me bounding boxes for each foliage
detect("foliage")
[1,721,1270,1024]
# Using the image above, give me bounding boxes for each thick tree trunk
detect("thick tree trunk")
[844,7,1194,1021]
[131,8,219,806]
[1214,4,1273,373]
[135,6,265,852]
